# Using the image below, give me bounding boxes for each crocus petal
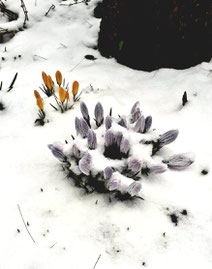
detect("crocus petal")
[120,138,130,154]
[80,102,90,122]
[79,153,91,175]
[130,101,141,123]
[87,129,97,150]
[56,70,62,86]
[128,158,142,173]
[48,144,66,162]
[164,154,194,170]
[94,102,104,127]
[104,167,113,180]
[105,115,112,130]
[118,116,128,129]
[105,129,115,147]
[107,177,121,191]
[144,116,152,132]
[134,116,145,133]
[127,181,142,196]
[149,164,167,174]
[75,117,81,135]
[72,144,84,159]
[80,118,90,138]
[159,129,179,147]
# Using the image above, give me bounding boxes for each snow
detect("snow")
[1,0,212,268]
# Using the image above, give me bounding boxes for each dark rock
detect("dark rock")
[95,0,212,71]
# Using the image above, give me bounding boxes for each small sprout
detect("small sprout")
[59,87,66,103]
[56,70,62,86]
[104,167,113,180]
[182,91,188,106]
[94,102,104,127]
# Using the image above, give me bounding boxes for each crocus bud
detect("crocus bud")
[120,138,130,154]
[159,129,179,147]
[87,129,97,150]
[48,144,66,162]
[72,144,84,159]
[128,158,141,173]
[94,102,104,127]
[118,116,127,129]
[163,154,194,170]
[148,164,167,174]
[42,71,48,86]
[79,153,91,175]
[80,102,90,125]
[127,181,142,196]
[105,115,112,130]
[105,130,115,147]
[56,70,62,86]
[134,116,145,133]
[130,101,141,123]
[144,116,152,133]
[107,177,121,191]
[46,75,53,91]
[75,117,81,135]
[104,167,113,180]
[80,118,90,138]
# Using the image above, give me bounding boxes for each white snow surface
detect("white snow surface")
[0,0,212,268]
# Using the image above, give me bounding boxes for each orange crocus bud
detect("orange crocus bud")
[46,75,53,90]
[56,70,62,86]
[42,72,48,86]
[65,91,70,101]
[36,97,44,111]
[59,87,66,103]
[34,90,41,99]
[72,81,79,97]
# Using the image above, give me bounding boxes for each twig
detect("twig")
[50,242,57,248]
[70,58,84,72]
[33,54,47,61]
[60,0,90,7]
[92,254,101,269]
[45,4,55,16]
[7,72,18,92]
[20,0,29,28]
[34,0,37,6]
[17,204,36,243]
[0,81,2,91]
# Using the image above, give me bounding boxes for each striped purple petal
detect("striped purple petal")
[130,101,141,123]
[79,153,91,175]
[104,167,113,180]
[105,115,112,130]
[120,138,130,154]
[87,129,97,150]
[107,177,121,191]
[72,144,84,159]
[48,144,66,162]
[127,181,142,196]
[144,116,152,133]
[118,116,128,129]
[134,116,145,133]
[75,117,81,135]
[159,129,179,147]
[80,102,90,124]
[149,164,167,174]
[80,118,90,138]
[94,102,104,127]
[128,158,142,173]
[164,154,194,170]
[105,129,115,147]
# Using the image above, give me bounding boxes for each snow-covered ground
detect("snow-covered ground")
[1,1,212,268]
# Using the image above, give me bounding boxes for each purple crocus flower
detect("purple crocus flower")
[149,164,167,174]
[105,115,112,130]
[79,153,91,175]
[75,117,81,135]
[134,116,145,133]
[130,101,141,123]
[127,181,142,196]
[105,129,115,147]
[159,129,179,147]
[94,102,104,127]
[144,116,152,133]
[163,154,193,170]
[80,118,90,138]
[80,102,90,126]
[87,129,97,150]
[128,158,142,173]
[104,167,113,180]
[107,177,121,191]
[48,144,66,162]
[120,138,130,154]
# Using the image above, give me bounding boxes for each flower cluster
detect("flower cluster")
[34,70,81,125]
[48,101,194,200]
